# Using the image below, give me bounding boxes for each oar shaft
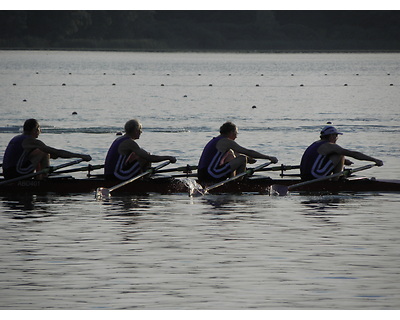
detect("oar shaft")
[204,161,272,192]
[288,163,376,191]
[108,160,171,193]
[0,159,84,186]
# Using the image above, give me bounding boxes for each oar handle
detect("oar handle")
[148,160,173,174]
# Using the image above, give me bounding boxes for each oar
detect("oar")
[53,164,104,175]
[0,159,85,186]
[271,163,377,196]
[96,160,171,199]
[194,161,272,196]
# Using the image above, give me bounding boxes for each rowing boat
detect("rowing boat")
[1,175,400,195]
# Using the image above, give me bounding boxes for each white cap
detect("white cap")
[320,126,343,136]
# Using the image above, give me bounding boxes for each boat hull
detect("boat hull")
[1,176,400,195]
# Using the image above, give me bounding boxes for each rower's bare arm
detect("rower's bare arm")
[224,140,278,163]
[23,138,91,161]
[342,149,383,166]
[322,143,383,166]
[124,141,176,163]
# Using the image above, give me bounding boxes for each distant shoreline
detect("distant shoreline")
[1,47,400,54]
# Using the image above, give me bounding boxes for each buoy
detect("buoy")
[256,84,259,87]
[72,112,77,115]
[209,84,213,86]
[344,84,348,86]
[23,99,27,102]
[252,105,257,109]
[116,131,122,136]
[62,83,66,86]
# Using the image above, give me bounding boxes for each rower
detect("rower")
[300,125,383,181]
[104,119,176,180]
[2,119,92,180]
[197,121,278,182]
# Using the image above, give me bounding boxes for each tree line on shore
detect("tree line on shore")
[1,10,400,51]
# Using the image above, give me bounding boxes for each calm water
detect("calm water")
[1,51,400,309]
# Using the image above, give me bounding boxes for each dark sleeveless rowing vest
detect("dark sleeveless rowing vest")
[2,134,34,178]
[104,135,141,180]
[300,140,335,180]
[198,136,232,181]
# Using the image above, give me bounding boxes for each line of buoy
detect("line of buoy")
[30,71,396,77]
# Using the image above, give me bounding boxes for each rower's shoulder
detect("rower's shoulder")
[22,136,44,146]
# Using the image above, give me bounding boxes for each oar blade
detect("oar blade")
[269,184,289,196]
[183,178,207,197]
[95,187,111,200]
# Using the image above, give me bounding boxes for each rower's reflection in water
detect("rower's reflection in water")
[201,195,246,210]
[100,195,151,217]
[0,194,51,215]
[299,194,354,224]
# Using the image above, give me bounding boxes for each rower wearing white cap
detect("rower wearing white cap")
[300,125,383,181]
